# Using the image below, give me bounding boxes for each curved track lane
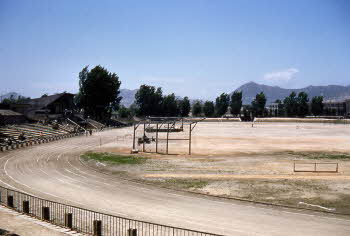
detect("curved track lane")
[0,129,349,236]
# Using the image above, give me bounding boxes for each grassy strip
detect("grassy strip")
[287,151,350,160]
[161,178,208,190]
[81,152,147,165]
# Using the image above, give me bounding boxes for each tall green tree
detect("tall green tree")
[203,101,215,117]
[178,96,191,117]
[192,101,202,117]
[297,92,309,117]
[284,92,298,116]
[75,65,121,121]
[230,91,242,116]
[135,85,163,116]
[251,92,266,117]
[311,96,324,116]
[118,105,131,118]
[215,93,230,117]
[162,93,179,116]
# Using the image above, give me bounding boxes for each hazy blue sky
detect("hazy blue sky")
[1,0,349,99]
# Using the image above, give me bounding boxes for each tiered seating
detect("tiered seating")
[87,119,105,129]
[0,123,71,145]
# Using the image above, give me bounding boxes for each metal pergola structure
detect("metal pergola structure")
[132,117,205,155]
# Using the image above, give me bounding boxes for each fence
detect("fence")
[293,162,339,173]
[0,185,223,236]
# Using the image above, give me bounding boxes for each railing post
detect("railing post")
[42,206,50,221]
[128,228,137,236]
[93,220,102,236]
[65,213,73,229]
[314,163,317,172]
[23,200,30,214]
[7,195,14,208]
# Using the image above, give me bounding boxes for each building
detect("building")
[345,99,350,117]
[323,100,346,116]
[0,109,27,125]
[23,92,75,120]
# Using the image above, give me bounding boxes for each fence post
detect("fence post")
[65,213,73,229]
[42,206,50,221]
[128,228,137,236]
[7,195,14,208]
[23,200,30,214]
[314,163,317,172]
[93,220,102,236]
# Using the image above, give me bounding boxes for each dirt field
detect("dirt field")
[88,122,350,214]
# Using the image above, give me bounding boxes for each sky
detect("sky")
[1,0,350,100]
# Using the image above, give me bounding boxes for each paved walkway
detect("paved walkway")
[0,206,82,236]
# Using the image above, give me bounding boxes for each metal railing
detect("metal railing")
[0,185,223,236]
[293,162,339,173]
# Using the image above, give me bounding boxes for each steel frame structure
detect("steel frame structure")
[132,117,205,155]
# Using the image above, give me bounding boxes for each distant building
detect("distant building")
[323,100,346,116]
[345,99,350,117]
[9,92,76,121]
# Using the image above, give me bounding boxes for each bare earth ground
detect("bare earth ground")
[90,122,350,214]
[1,124,350,235]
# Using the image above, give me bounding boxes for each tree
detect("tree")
[311,96,323,116]
[215,93,230,117]
[251,92,266,117]
[203,101,215,117]
[192,101,202,117]
[162,93,179,116]
[284,92,298,116]
[297,92,309,117]
[118,105,131,118]
[135,85,163,116]
[75,65,122,121]
[178,97,191,117]
[230,91,242,116]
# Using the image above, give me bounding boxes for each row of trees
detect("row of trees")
[134,85,190,117]
[274,92,324,117]
[0,65,329,121]
[73,65,325,120]
[191,91,267,117]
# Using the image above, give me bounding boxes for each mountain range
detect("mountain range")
[3,82,350,107]
[234,82,350,105]
[0,92,20,102]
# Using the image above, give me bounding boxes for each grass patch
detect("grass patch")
[162,178,208,189]
[287,151,350,160]
[81,152,147,165]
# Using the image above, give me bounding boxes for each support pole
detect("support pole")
[93,220,102,236]
[143,123,146,152]
[42,206,50,221]
[65,213,73,229]
[7,195,14,208]
[132,123,136,150]
[23,200,30,214]
[156,123,158,153]
[189,124,192,155]
[166,123,169,155]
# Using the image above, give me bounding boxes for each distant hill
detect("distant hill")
[119,89,138,107]
[234,82,350,105]
[0,92,20,102]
